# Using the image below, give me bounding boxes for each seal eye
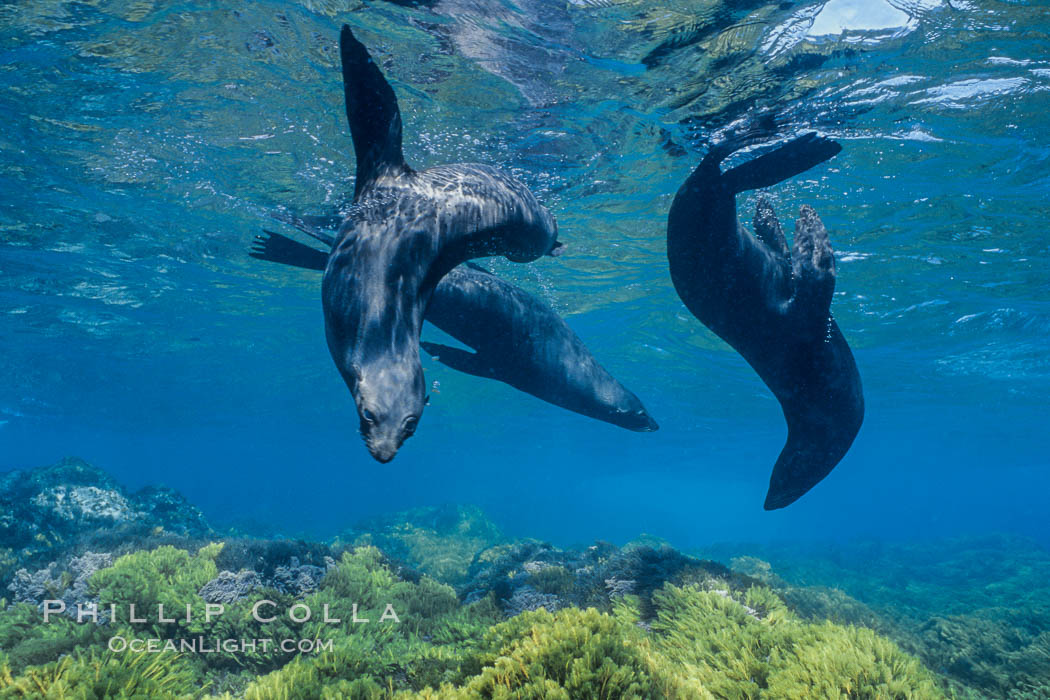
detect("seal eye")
[403,416,418,435]
[362,409,377,424]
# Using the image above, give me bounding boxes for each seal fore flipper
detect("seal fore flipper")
[720,133,842,194]
[250,230,328,271]
[340,25,409,200]
[420,342,496,379]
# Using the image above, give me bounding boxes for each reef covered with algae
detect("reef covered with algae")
[0,459,1044,698]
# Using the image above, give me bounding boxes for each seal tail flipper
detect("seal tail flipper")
[250,230,328,271]
[721,133,842,194]
[340,25,409,199]
[764,426,852,510]
[420,342,496,379]
[753,196,789,258]
[764,320,864,510]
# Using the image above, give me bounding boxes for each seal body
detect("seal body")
[666,132,864,509]
[322,165,559,462]
[318,26,559,463]
[422,265,658,432]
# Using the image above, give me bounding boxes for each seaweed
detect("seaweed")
[0,649,201,699]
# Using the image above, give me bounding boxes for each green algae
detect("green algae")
[393,583,941,699]
[336,505,504,585]
[0,649,200,699]
[0,538,950,699]
[90,543,224,629]
[710,536,1050,698]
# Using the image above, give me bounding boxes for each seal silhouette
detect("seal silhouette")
[252,231,657,432]
[315,26,560,463]
[666,130,864,509]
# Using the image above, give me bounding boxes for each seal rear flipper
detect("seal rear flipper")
[463,261,494,276]
[721,133,842,194]
[250,230,328,271]
[753,196,789,258]
[420,342,497,379]
[787,204,836,320]
[270,210,340,246]
[340,25,409,199]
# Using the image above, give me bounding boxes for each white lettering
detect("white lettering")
[205,603,224,623]
[252,600,277,623]
[43,600,65,622]
[157,604,175,624]
[379,604,400,623]
[76,603,98,624]
[289,603,311,623]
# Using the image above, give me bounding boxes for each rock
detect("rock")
[131,485,211,537]
[7,551,113,620]
[0,457,212,588]
[502,585,562,617]
[199,570,264,604]
[271,556,334,597]
[31,485,135,523]
[461,538,761,619]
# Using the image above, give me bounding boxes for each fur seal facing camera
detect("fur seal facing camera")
[295,26,562,463]
[666,130,864,510]
[252,232,657,432]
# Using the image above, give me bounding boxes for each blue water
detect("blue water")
[1,0,1048,550]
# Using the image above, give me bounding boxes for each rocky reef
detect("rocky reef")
[0,457,1036,698]
[705,537,1050,699]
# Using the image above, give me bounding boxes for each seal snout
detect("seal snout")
[368,442,399,464]
[631,412,660,432]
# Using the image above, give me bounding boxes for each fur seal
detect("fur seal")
[666,131,864,509]
[252,231,657,432]
[421,265,658,432]
[305,26,561,463]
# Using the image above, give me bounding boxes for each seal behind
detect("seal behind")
[421,264,658,432]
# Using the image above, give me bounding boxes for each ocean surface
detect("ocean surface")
[1,0,1048,553]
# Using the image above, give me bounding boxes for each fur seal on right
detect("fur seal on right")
[252,231,657,432]
[666,130,864,510]
[282,27,561,464]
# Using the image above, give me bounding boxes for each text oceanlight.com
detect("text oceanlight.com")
[108,637,335,654]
